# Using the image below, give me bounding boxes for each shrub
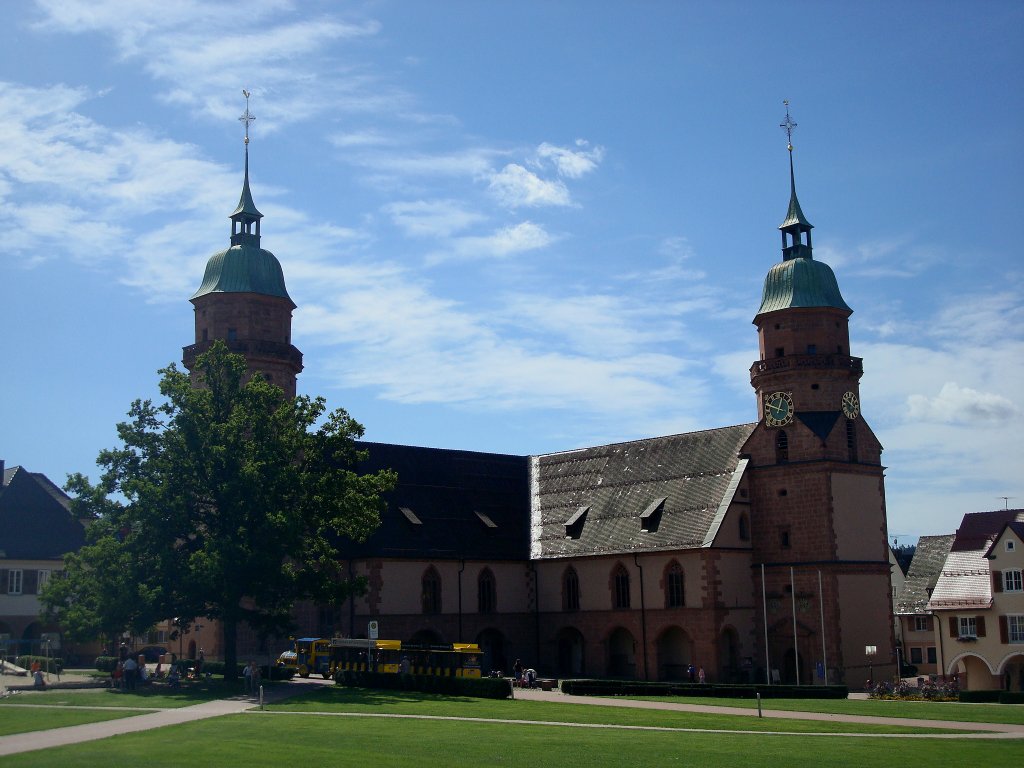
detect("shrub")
[95,655,118,673]
[958,689,1002,703]
[999,691,1024,704]
[16,655,63,674]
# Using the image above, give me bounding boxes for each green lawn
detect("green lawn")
[0,679,266,709]
[0,713,1019,768]
[627,694,1024,725]
[264,687,973,734]
[0,707,140,737]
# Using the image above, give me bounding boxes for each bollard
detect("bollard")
[259,684,264,710]
[756,692,762,718]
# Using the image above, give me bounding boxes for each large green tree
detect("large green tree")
[42,343,395,677]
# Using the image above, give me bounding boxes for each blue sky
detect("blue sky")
[1,1,1021,542]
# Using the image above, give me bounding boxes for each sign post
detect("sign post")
[368,621,379,672]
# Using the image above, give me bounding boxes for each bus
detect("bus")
[293,637,332,679]
[329,638,482,678]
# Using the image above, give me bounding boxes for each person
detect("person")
[250,661,261,696]
[698,666,706,684]
[138,657,151,686]
[167,663,181,689]
[399,656,410,675]
[525,668,537,688]
[123,655,138,691]
[687,663,696,683]
[33,668,46,689]
[112,660,124,690]
[513,659,523,686]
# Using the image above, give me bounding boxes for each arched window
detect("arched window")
[775,430,789,463]
[846,419,858,462]
[612,564,630,609]
[563,567,580,612]
[421,566,441,614]
[664,561,685,608]
[477,568,496,614]
[738,511,750,541]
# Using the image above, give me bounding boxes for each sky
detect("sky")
[1,0,1022,543]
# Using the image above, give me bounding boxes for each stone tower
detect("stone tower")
[182,115,303,397]
[742,109,894,685]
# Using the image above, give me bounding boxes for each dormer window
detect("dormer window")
[1008,540,1017,552]
[565,506,589,539]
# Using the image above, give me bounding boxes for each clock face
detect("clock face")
[842,391,860,419]
[764,391,794,427]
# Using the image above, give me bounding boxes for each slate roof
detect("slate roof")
[530,424,756,559]
[927,510,1024,610]
[0,466,85,560]
[346,442,530,561]
[893,534,954,615]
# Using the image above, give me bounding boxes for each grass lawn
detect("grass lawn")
[0,707,140,737]
[0,712,1019,768]
[0,679,269,709]
[626,694,1024,725]
[263,687,974,735]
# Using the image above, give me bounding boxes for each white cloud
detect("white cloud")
[428,221,554,264]
[536,140,605,178]
[906,382,1017,424]
[383,200,484,238]
[488,164,571,208]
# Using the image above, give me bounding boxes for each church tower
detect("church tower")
[742,104,894,685]
[183,95,303,397]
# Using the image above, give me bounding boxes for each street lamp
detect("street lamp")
[865,645,877,689]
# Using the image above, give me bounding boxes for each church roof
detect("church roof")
[893,534,954,615]
[191,244,294,304]
[530,424,756,559]
[346,442,531,561]
[755,256,851,316]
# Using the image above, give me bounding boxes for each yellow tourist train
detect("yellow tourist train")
[329,638,483,678]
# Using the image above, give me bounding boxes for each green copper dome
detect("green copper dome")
[191,244,294,305]
[756,256,851,316]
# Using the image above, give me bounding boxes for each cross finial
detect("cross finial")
[239,89,255,146]
[780,99,797,152]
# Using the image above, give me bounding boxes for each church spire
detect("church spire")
[230,90,263,247]
[778,100,813,260]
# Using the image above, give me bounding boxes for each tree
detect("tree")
[42,342,395,678]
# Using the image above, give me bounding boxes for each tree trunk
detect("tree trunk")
[222,617,239,680]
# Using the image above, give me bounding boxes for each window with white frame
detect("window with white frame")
[1009,615,1024,644]
[958,616,977,638]
[1004,570,1023,592]
[1007,540,1016,552]
[36,569,51,593]
[913,616,929,632]
[7,569,23,595]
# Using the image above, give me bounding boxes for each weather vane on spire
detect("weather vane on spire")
[239,90,255,146]
[780,99,797,152]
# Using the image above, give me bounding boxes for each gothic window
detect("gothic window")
[563,567,580,612]
[775,430,789,463]
[612,564,630,609]
[227,327,237,341]
[478,568,496,614]
[780,528,791,549]
[421,566,441,614]
[846,419,857,461]
[738,512,750,541]
[664,561,685,608]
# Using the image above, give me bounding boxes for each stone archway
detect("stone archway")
[656,626,692,681]
[948,653,997,691]
[556,627,585,677]
[607,627,636,678]
[996,653,1024,692]
[475,628,506,676]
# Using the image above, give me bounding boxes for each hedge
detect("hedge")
[958,690,1003,703]
[559,679,848,699]
[334,669,512,699]
[16,655,63,674]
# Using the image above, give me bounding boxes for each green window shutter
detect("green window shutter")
[976,616,986,638]
[23,570,38,595]
[0,569,6,594]
[993,571,1003,592]
[948,616,958,638]
[1000,615,1009,644]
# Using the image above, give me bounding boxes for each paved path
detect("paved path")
[509,687,1024,737]
[0,682,309,757]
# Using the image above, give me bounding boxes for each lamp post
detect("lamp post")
[865,645,877,690]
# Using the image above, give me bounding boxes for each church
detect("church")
[181,108,896,685]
